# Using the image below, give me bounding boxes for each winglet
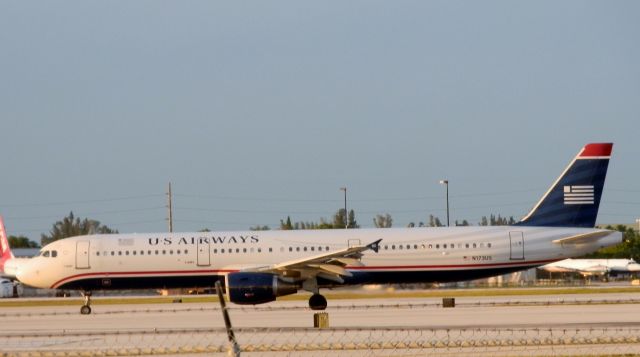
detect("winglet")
[367,239,382,253]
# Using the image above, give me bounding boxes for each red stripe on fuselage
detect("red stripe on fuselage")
[348,258,558,270]
[50,259,558,289]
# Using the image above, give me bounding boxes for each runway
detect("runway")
[3,292,640,330]
[2,292,640,356]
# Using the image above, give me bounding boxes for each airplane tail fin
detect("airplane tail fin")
[515,143,612,228]
[0,216,14,272]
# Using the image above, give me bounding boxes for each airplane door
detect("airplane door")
[348,239,361,248]
[76,241,90,269]
[509,231,524,260]
[197,238,211,266]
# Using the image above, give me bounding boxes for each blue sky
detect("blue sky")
[1,1,638,240]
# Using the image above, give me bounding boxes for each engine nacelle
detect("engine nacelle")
[226,272,298,305]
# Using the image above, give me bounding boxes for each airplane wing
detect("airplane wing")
[552,230,612,245]
[246,239,382,283]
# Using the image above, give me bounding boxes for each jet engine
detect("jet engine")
[226,272,298,305]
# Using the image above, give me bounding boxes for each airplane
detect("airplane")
[0,143,622,314]
[538,258,640,277]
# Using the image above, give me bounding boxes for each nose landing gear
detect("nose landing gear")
[80,292,92,315]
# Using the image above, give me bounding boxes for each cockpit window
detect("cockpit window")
[51,250,58,258]
[42,251,50,257]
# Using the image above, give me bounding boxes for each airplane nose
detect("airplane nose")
[15,261,39,288]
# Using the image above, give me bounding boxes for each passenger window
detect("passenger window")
[258,248,262,253]
[118,251,122,256]
[236,248,240,253]
[436,244,440,249]
[303,247,307,252]
[473,243,477,248]
[243,248,247,253]
[289,247,293,252]
[111,251,115,256]
[184,249,188,254]
[162,250,166,255]
[428,244,433,249]
[311,247,315,251]
[414,245,418,249]
[221,249,225,253]
[325,246,329,251]
[155,250,159,255]
[296,247,300,252]
[125,251,129,256]
[269,247,273,252]
[140,251,144,255]
[169,250,173,255]
[133,251,137,255]
[488,243,492,248]
[392,245,396,250]
[399,245,403,250]
[443,244,447,249]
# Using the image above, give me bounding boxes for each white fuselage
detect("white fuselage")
[8,226,621,291]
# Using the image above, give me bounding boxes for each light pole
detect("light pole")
[439,180,450,227]
[340,187,348,229]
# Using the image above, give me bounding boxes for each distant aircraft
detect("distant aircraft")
[538,258,640,277]
[0,143,621,314]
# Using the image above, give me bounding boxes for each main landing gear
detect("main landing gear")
[309,293,327,310]
[80,292,92,315]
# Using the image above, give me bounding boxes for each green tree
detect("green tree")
[479,214,516,226]
[8,235,40,248]
[250,225,270,231]
[373,214,393,228]
[348,209,359,228]
[41,212,118,246]
[332,209,347,228]
[428,215,444,227]
[584,225,640,259]
[280,216,294,230]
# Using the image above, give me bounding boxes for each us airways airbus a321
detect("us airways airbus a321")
[0,143,622,314]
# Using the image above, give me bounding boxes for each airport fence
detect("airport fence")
[3,326,640,356]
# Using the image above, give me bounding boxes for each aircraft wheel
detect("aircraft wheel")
[80,305,92,315]
[309,293,327,310]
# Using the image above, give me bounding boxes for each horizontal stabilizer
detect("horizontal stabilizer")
[552,230,612,244]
